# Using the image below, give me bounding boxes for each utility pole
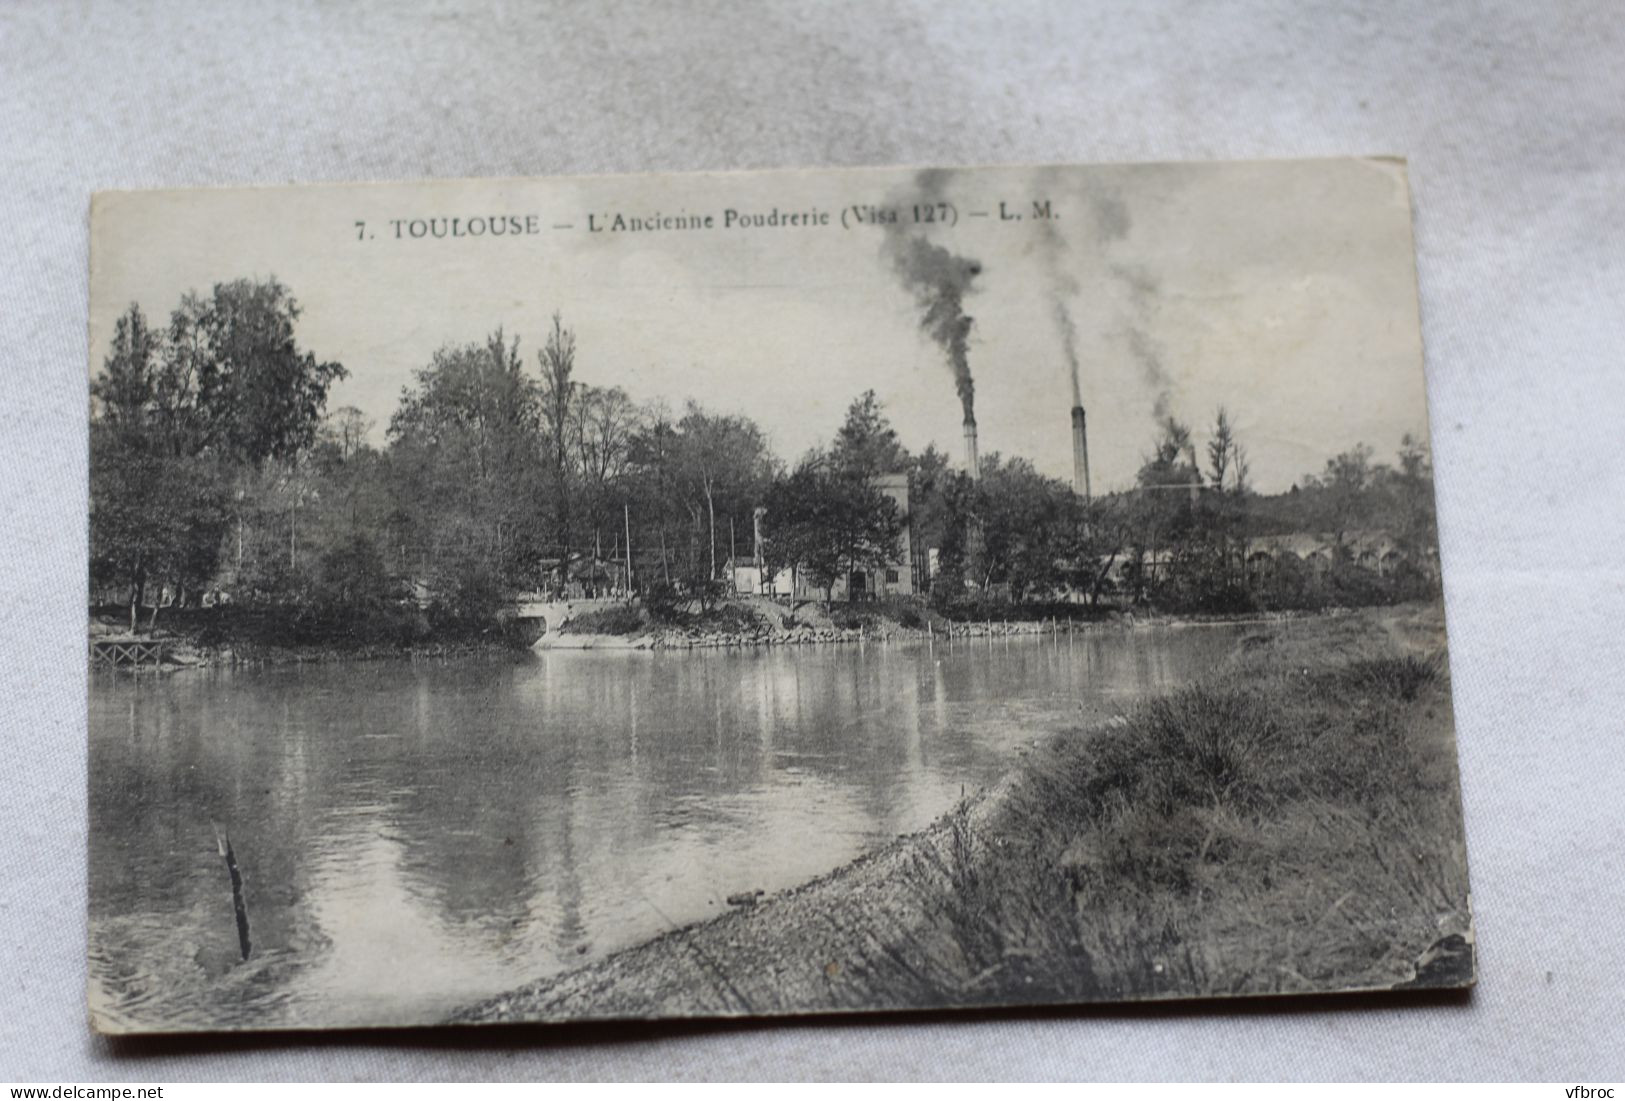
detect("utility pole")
[624,503,633,595]
[708,491,717,582]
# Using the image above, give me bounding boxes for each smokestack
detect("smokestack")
[963,418,980,482]
[1187,443,1201,504]
[1071,406,1091,504]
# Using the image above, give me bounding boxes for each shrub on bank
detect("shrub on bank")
[641,582,684,623]
[1126,558,1442,616]
[929,594,1110,625]
[698,603,770,635]
[571,595,770,637]
[112,600,442,652]
[560,605,649,636]
[819,598,954,633]
[928,633,1469,1002]
[826,605,879,631]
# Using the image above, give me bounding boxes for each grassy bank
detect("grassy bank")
[457,603,1471,1024]
[949,621,1470,1003]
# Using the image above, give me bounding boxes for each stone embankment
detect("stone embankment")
[538,607,1348,651]
[541,617,1094,650]
[643,617,1066,649]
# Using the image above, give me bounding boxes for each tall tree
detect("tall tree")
[1202,407,1247,583]
[1309,443,1376,547]
[1126,417,1204,597]
[1069,495,1135,606]
[1206,407,1236,492]
[89,281,345,626]
[90,304,161,444]
[823,471,904,600]
[89,429,229,629]
[1391,433,1436,562]
[672,403,776,584]
[904,444,956,592]
[571,384,642,550]
[1139,416,1199,488]
[182,279,347,464]
[625,403,681,587]
[957,454,1077,600]
[537,312,578,558]
[1233,444,1252,497]
[830,390,910,478]
[323,405,373,462]
[761,462,901,602]
[759,464,827,601]
[388,329,545,606]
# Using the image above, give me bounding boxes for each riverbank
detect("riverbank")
[457,601,1471,1024]
[89,597,1410,668]
[87,618,524,673]
[542,596,1370,651]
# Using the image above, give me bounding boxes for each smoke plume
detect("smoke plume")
[883,170,983,423]
[1052,297,1082,407]
[1114,260,1171,419]
[1032,168,1095,407]
[1033,170,1174,423]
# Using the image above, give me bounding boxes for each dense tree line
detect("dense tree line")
[1054,415,1439,615]
[799,403,1439,616]
[90,280,346,631]
[90,278,1440,644]
[90,280,800,640]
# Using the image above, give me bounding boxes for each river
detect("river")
[88,624,1250,1031]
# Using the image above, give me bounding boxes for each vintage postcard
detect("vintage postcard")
[87,159,1472,1034]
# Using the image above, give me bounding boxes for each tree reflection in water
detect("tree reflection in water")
[88,626,1243,1031]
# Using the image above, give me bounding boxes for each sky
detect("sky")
[88,158,1431,494]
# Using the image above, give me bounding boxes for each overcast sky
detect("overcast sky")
[90,158,1430,494]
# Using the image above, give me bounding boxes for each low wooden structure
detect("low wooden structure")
[90,637,168,669]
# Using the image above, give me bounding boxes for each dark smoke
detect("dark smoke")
[883,170,983,423]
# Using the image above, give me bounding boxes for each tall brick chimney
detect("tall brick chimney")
[1071,406,1091,504]
[963,417,980,482]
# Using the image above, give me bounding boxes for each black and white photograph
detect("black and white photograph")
[84,159,1473,1034]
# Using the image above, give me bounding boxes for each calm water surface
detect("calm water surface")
[89,627,1248,1030]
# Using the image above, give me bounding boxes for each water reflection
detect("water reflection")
[88,626,1246,1030]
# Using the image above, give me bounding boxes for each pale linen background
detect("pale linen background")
[2,0,1621,1081]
